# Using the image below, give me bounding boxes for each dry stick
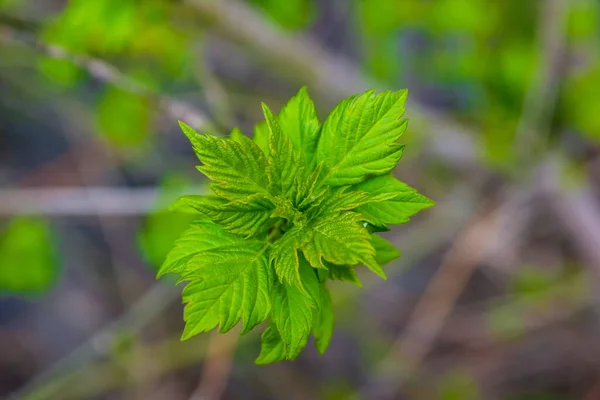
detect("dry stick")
[0,187,163,216]
[189,331,240,400]
[367,203,501,398]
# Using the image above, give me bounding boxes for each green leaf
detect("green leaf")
[252,121,270,156]
[313,283,334,355]
[270,226,312,290]
[371,234,401,265]
[315,90,408,186]
[328,263,362,287]
[277,87,321,167]
[309,186,399,220]
[256,322,286,364]
[272,257,320,359]
[262,103,302,197]
[293,163,328,211]
[159,220,272,336]
[353,175,435,225]
[162,87,433,364]
[0,217,59,295]
[302,213,385,279]
[229,127,246,141]
[179,121,269,200]
[175,194,276,238]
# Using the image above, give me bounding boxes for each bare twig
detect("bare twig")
[189,331,240,400]
[0,187,176,216]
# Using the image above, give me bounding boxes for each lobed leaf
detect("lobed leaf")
[353,175,435,225]
[175,194,276,238]
[256,322,286,364]
[179,121,269,200]
[263,104,302,198]
[270,226,312,291]
[302,213,385,278]
[163,87,434,365]
[159,220,272,336]
[315,90,408,186]
[371,234,401,265]
[277,86,321,167]
[272,258,320,359]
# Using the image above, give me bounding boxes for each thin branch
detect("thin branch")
[0,187,183,216]
[189,331,240,400]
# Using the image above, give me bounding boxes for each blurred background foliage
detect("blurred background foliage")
[1,0,600,399]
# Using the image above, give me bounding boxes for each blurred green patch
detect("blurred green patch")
[437,370,479,400]
[0,216,59,295]
[568,0,599,39]
[37,57,83,89]
[96,86,153,150]
[563,67,600,141]
[137,173,203,270]
[39,0,191,83]
[249,0,315,31]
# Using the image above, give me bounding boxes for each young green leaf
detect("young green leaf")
[353,174,435,225]
[256,322,286,364]
[159,220,272,336]
[328,263,362,287]
[315,90,408,186]
[263,103,303,198]
[252,121,270,156]
[302,213,385,278]
[270,226,312,291]
[179,121,269,200]
[277,86,321,167]
[161,87,434,364]
[272,258,320,359]
[371,234,401,265]
[175,194,276,238]
[308,186,399,220]
[293,163,328,211]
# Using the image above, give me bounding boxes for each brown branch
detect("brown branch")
[189,331,240,400]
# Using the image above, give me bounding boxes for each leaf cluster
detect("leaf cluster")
[158,87,434,363]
